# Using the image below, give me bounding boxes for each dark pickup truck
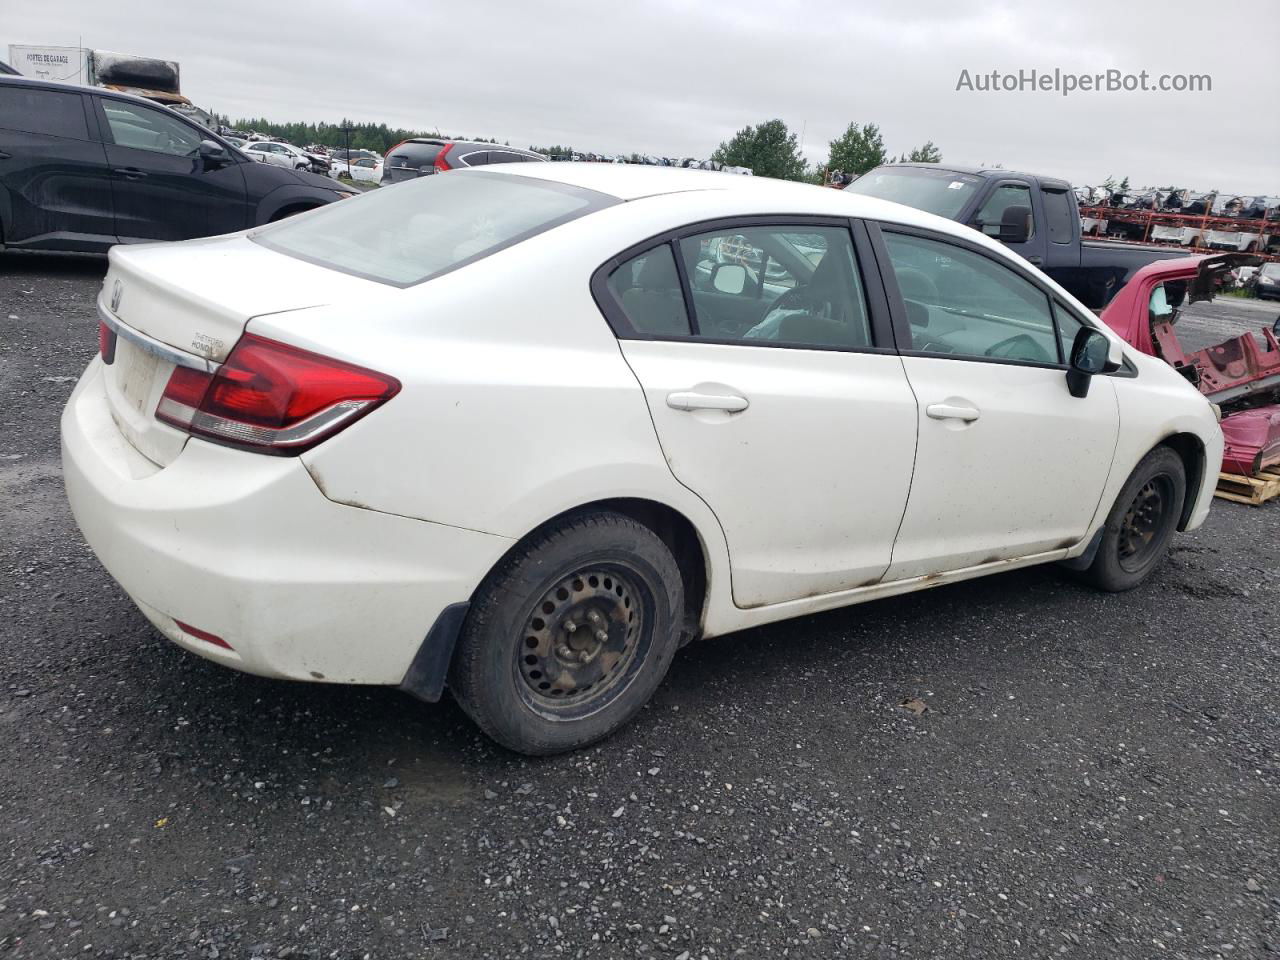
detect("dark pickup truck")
[845,163,1195,309]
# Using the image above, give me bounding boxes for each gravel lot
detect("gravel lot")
[1,253,1277,959]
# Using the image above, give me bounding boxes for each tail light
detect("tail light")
[433,143,454,173]
[99,321,117,364]
[155,334,399,455]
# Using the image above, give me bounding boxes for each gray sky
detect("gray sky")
[5,0,1277,194]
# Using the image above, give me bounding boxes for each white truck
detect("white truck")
[6,44,214,128]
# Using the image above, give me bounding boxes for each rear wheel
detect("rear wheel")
[1083,446,1186,592]
[449,511,684,755]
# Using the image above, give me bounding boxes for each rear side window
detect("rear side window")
[254,171,615,286]
[606,245,692,336]
[1042,189,1075,245]
[0,86,87,139]
[455,149,490,167]
[386,142,442,172]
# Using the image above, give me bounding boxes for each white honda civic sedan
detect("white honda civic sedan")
[62,164,1222,754]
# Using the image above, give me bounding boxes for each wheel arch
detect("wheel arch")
[400,497,715,707]
[511,497,711,645]
[1157,431,1207,530]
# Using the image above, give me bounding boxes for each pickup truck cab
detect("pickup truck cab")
[847,164,1195,308]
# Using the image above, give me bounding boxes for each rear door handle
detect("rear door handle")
[1026,255,1043,265]
[112,167,148,180]
[0,151,11,160]
[926,403,981,422]
[667,390,750,413]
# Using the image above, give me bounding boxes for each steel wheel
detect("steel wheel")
[1117,474,1174,573]
[514,565,647,719]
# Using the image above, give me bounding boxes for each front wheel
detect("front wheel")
[449,511,684,755]
[1083,446,1186,592]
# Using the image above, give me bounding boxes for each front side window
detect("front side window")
[255,171,613,286]
[101,99,202,156]
[883,231,1059,364]
[0,86,87,139]
[972,183,1034,240]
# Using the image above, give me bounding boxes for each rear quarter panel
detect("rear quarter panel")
[253,196,759,631]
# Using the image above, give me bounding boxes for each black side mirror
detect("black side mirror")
[997,204,1031,244]
[199,139,231,168]
[1066,327,1117,398]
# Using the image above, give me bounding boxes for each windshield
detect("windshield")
[253,171,615,286]
[844,166,982,219]
[1261,263,1280,280]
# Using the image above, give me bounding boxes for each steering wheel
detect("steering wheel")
[985,333,1053,363]
[766,285,816,316]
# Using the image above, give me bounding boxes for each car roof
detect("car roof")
[879,162,1071,191]
[403,138,537,153]
[0,73,173,109]
[476,162,995,237]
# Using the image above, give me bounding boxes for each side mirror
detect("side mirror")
[997,204,1031,244]
[1066,327,1120,398]
[711,263,748,295]
[199,139,231,168]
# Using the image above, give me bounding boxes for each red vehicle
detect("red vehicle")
[1102,254,1280,476]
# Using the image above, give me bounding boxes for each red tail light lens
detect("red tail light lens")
[156,334,399,455]
[433,142,454,172]
[99,321,117,364]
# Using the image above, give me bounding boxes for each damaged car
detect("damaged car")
[63,164,1222,755]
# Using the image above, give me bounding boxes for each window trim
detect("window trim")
[867,221,1070,371]
[590,215,897,355]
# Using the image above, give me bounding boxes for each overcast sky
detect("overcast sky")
[5,0,1277,194]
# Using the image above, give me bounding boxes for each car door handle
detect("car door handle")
[0,151,11,160]
[1026,255,1043,265]
[112,168,148,180]
[926,403,981,422]
[667,390,750,413]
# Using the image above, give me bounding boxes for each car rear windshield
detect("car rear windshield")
[387,142,443,171]
[844,166,983,219]
[252,171,616,286]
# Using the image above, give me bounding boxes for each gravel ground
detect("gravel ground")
[1,253,1277,960]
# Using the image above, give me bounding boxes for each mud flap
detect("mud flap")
[399,602,470,703]
[1057,528,1105,572]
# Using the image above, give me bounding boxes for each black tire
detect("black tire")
[1083,446,1186,592]
[449,511,684,755]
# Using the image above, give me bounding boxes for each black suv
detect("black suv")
[381,138,547,185]
[0,77,354,252]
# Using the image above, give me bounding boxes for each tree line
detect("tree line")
[219,114,941,179]
[711,119,940,182]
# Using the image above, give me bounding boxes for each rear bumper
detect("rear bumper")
[61,357,512,685]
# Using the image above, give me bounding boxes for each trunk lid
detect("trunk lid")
[98,234,380,467]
